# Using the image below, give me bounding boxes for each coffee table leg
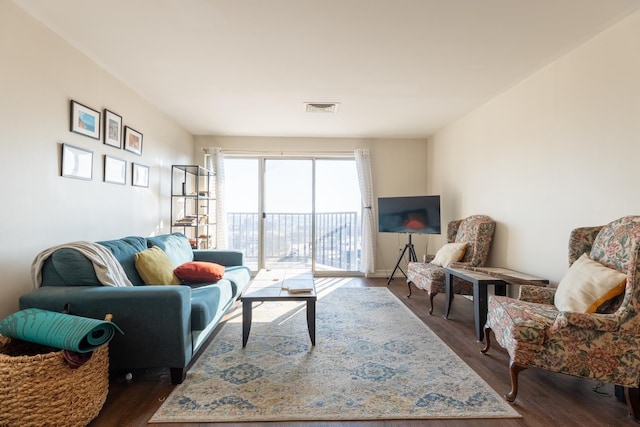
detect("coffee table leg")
[242,300,252,347]
[307,299,316,346]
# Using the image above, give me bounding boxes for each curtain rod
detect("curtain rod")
[207,148,356,158]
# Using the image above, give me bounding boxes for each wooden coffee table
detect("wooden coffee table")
[444,266,548,341]
[240,269,317,347]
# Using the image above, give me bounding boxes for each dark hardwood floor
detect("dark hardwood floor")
[89,277,636,427]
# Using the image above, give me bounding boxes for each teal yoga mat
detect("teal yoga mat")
[0,308,123,353]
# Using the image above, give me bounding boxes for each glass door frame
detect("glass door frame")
[260,157,316,272]
[225,154,360,277]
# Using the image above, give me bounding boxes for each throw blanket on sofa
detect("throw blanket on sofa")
[32,241,134,288]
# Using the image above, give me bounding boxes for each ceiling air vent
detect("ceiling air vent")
[304,102,340,113]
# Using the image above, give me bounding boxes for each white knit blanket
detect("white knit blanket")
[32,241,134,288]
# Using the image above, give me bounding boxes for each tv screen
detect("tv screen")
[378,195,441,234]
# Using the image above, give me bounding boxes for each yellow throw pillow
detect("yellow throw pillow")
[554,253,627,313]
[430,242,467,267]
[135,246,181,285]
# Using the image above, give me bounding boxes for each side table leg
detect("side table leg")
[474,282,489,342]
[444,272,453,318]
[242,300,252,347]
[307,299,316,346]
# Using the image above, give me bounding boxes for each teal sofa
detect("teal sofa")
[19,233,251,384]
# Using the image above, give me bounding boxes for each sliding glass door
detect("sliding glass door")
[314,160,360,272]
[263,159,313,270]
[225,157,361,274]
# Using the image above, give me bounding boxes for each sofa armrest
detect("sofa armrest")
[193,249,244,267]
[19,286,193,370]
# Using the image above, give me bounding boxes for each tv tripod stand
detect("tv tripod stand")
[387,234,417,285]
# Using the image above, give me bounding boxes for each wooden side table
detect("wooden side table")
[444,266,548,341]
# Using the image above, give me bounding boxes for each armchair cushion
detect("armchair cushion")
[408,262,445,288]
[135,246,181,285]
[430,242,467,267]
[487,296,558,347]
[554,253,627,313]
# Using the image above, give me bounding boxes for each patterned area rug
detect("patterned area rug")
[150,283,520,422]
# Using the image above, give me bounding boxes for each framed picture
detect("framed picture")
[70,100,100,140]
[132,162,149,187]
[104,155,126,185]
[61,143,93,180]
[103,109,122,148]
[124,126,143,155]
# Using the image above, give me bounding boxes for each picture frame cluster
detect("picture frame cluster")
[64,99,149,187]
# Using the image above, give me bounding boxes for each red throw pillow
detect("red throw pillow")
[174,261,225,283]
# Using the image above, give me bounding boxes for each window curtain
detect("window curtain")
[204,147,228,249]
[355,148,375,274]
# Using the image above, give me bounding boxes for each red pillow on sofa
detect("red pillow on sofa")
[174,261,225,283]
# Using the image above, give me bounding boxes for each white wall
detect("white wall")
[0,2,193,318]
[428,10,640,285]
[194,136,431,278]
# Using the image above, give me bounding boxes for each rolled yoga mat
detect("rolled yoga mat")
[0,308,123,353]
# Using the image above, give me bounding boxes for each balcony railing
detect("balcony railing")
[227,212,360,271]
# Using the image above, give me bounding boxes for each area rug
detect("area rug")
[150,284,520,422]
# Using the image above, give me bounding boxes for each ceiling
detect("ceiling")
[12,0,640,139]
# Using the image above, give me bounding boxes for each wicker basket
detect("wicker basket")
[0,335,109,427]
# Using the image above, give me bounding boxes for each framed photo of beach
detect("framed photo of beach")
[103,109,122,148]
[70,100,100,140]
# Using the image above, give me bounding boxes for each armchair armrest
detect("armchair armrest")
[409,255,436,265]
[447,261,475,270]
[519,285,556,304]
[193,249,244,267]
[552,310,622,333]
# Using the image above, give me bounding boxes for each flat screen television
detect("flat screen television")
[377,195,441,234]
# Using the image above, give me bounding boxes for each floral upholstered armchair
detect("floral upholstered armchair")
[482,216,640,419]
[406,215,496,315]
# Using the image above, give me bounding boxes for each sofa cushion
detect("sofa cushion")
[174,261,225,283]
[97,236,148,286]
[41,236,148,287]
[135,246,181,285]
[146,233,194,267]
[222,265,252,297]
[190,280,234,330]
[41,249,99,286]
